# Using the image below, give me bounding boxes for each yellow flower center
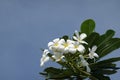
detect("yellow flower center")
[74,45,78,49]
[54,42,58,46]
[63,43,69,47]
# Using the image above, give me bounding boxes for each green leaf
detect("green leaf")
[97,38,120,58]
[44,67,62,73]
[97,30,115,47]
[90,57,120,73]
[39,72,47,76]
[43,67,74,79]
[96,57,120,65]
[90,63,118,75]
[94,30,118,59]
[95,69,117,75]
[91,73,110,80]
[90,63,119,70]
[81,19,95,35]
[85,32,100,47]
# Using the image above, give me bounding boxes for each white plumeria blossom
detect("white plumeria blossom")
[70,41,85,53]
[40,49,50,66]
[52,52,64,62]
[79,55,91,72]
[60,39,75,53]
[48,38,64,52]
[88,45,99,59]
[73,30,88,44]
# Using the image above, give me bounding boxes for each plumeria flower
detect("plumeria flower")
[48,38,64,52]
[59,39,74,53]
[40,49,50,66]
[69,41,85,53]
[79,55,91,72]
[52,52,64,62]
[88,45,99,59]
[73,30,88,44]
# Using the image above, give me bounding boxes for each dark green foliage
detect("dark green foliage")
[97,38,120,59]
[40,67,75,79]
[85,32,100,47]
[62,35,69,41]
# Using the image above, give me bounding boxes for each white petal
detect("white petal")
[44,56,49,62]
[80,33,87,40]
[88,48,91,52]
[67,39,74,44]
[80,41,88,44]
[53,52,64,61]
[53,38,60,43]
[73,36,78,41]
[86,65,91,72]
[69,48,76,53]
[49,46,52,50]
[43,49,49,54]
[82,60,88,66]
[42,49,49,57]
[94,53,99,58]
[68,44,74,48]
[92,45,97,52]
[48,42,53,47]
[77,45,85,53]
[40,56,49,66]
[75,30,79,38]
[59,39,65,44]
[40,62,44,66]
[80,55,90,72]
[58,45,65,52]
[64,47,69,53]
[88,53,94,59]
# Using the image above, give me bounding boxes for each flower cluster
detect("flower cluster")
[40,30,99,72]
[40,19,120,80]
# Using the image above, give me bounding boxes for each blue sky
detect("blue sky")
[0,0,120,80]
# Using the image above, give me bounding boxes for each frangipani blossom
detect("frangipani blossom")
[52,52,64,62]
[48,38,64,52]
[79,55,91,72]
[69,41,85,53]
[40,49,50,66]
[60,39,74,53]
[73,30,88,44]
[88,45,99,59]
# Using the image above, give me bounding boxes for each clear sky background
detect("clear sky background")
[0,0,120,80]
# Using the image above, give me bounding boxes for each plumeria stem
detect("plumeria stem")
[68,61,77,73]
